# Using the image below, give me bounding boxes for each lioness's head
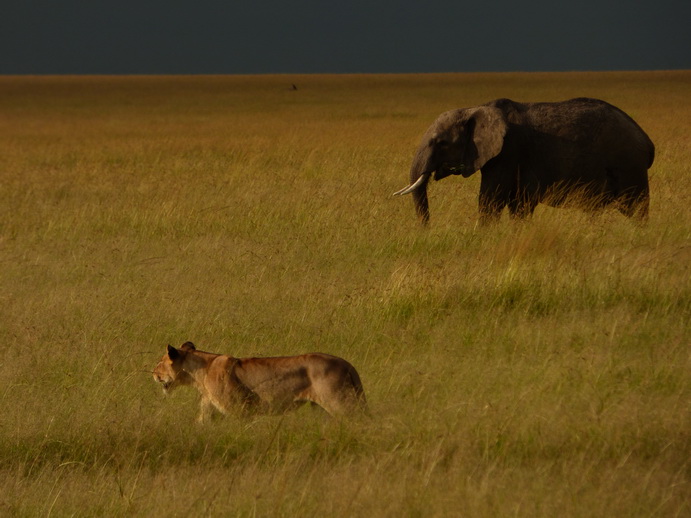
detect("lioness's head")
[153,342,196,394]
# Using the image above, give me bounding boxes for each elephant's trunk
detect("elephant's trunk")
[411,182,430,225]
[393,140,434,224]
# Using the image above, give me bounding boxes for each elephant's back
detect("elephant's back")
[527,98,654,168]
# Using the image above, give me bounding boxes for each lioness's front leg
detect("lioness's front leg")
[197,398,214,423]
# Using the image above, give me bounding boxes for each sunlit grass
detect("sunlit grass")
[0,71,689,516]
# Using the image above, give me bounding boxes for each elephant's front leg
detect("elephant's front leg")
[507,193,538,220]
[478,172,509,224]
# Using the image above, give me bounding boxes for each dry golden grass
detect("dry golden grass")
[0,71,689,516]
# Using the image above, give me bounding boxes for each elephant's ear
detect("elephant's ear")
[469,106,507,171]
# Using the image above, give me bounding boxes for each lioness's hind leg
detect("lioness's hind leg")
[294,385,336,417]
[309,382,367,417]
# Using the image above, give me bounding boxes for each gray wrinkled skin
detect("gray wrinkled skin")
[396,98,654,225]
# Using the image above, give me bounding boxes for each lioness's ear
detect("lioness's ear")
[167,344,180,359]
[181,341,196,351]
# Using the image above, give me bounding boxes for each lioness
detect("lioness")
[153,342,367,421]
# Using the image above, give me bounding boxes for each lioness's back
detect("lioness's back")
[248,352,367,414]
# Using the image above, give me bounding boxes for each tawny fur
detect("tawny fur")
[153,342,367,421]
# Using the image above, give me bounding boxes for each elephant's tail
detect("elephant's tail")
[647,140,655,168]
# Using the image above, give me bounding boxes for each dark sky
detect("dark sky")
[2,0,690,74]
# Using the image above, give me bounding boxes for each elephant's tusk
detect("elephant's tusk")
[392,174,429,196]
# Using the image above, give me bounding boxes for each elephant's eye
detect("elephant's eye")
[437,139,449,149]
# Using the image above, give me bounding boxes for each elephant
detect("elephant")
[393,98,654,225]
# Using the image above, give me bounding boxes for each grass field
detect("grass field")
[0,71,689,517]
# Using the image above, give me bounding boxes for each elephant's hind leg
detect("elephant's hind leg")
[617,191,649,220]
[615,170,650,220]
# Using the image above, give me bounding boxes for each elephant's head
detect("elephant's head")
[393,106,508,224]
